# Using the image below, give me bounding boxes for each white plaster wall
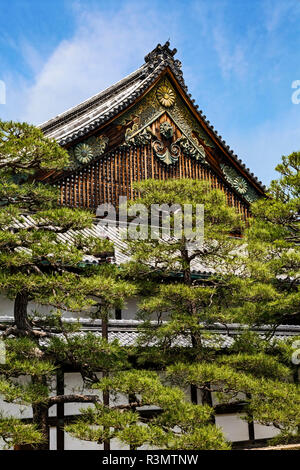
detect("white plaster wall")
[64,372,102,416]
[64,434,129,450]
[121,298,139,320]
[0,295,14,317]
[64,372,128,416]
[0,438,12,450]
[0,370,284,447]
[0,292,289,448]
[254,422,280,439]
[215,414,249,442]
[64,433,103,450]
[0,293,166,323]
[0,294,94,321]
[0,375,57,419]
[49,427,57,450]
[121,297,169,321]
[0,376,32,419]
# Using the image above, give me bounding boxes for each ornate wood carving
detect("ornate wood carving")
[152,139,181,165]
[116,78,215,151]
[56,138,252,221]
[67,134,109,168]
[46,78,260,222]
[220,164,259,203]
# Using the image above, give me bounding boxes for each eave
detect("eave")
[39,42,266,196]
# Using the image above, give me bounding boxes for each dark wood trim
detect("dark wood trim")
[17,371,280,449]
[248,420,255,441]
[56,370,65,450]
[115,308,122,320]
[190,385,198,404]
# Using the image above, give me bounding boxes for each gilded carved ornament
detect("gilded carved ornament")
[117,78,215,152]
[220,164,259,203]
[74,143,94,164]
[159,121,174,139]
[152,139,181,165]
[156,84,176,107]
[68,134,109,167]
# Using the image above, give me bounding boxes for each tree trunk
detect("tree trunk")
[102,385,110,450]
[183,267,192,285]
[202,384,216,424]
[181,243,192,286]
[32,403,49,450]
[101,311,110,450]
[14,291,30,330]
[101,313,108,340]
[30,375,50,450]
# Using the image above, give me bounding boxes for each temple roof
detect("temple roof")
[40,41,266,191]
[40,43,185,143]
[0,314,299,344]
[12,214,214,276]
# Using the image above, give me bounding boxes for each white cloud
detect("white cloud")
[212,28,249,80]
[2,0,299,189]
[191,0,250,81]
[262,0,298,33]
[7,1,174,125]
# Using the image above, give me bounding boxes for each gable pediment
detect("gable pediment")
[39,41,265,208]
[63,74,261,204]
[65,76,215,167]
[117,77,215,148]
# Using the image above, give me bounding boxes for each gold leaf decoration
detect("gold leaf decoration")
[74,143,94,164]
[156,84,175,107]
[117,78,215,149]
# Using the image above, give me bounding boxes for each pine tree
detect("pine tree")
[115,177,300,446]
[0,121,230,451]
[2,120,298,449]
[66,370,229,450]
[0,120,136,449]
[122,178,245,364]
[236,151,300,326]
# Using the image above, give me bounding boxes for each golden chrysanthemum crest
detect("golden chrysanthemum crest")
[156,84,175,107]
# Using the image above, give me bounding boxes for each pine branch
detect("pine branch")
[47,394,100,406]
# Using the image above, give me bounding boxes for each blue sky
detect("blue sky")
[1,0,300,186]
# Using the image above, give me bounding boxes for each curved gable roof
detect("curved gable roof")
[40,41,266,193]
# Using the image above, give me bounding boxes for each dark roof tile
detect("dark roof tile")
[40,41,266,192]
